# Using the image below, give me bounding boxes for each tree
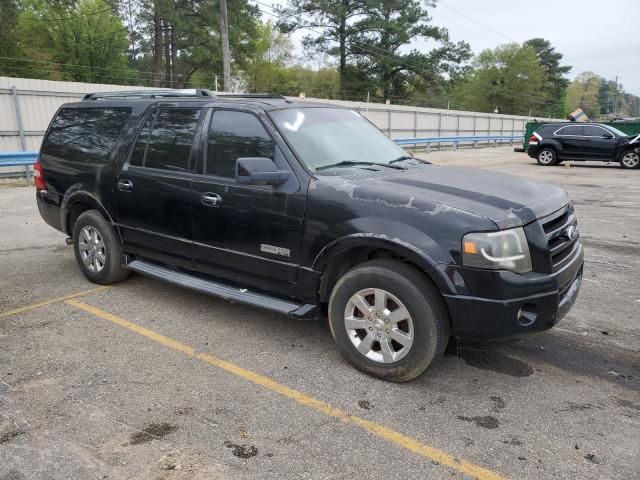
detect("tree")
[523,38,570,117]
[242,21,295,93]
[0,0,21,76]
[279,0,469,101]
[349,0,470,101]
[17,0,132,83]
[451,43,548,115]
[277,0,367,98]
[565,72,601,119]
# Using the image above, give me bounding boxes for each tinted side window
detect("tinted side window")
[584,126,608,137]
[42,107,131,163]
[130,111,156,167]
[207,111,275,178]
[557,125,583,136]
[143,108,201,171]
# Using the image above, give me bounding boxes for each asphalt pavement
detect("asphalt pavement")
[1,147,638,480]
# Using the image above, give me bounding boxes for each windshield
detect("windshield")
[604,125,629,137]
[270,107,410,172]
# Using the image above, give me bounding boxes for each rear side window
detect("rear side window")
[42,107,131,163]
[556,125,583,136]
[206,110,275,178]
[130,108,202,171]
[584,125,608,137]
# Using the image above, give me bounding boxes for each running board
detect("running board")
[126,259,318,319]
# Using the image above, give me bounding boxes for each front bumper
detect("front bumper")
[440,243,583,341]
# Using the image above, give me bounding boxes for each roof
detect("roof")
[64,89,334,112]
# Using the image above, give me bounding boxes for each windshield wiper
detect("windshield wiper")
[316,160,406,171]
[389,155,413,164]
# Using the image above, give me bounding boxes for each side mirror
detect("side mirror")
[235,157,290,186]
[602,132,614,139]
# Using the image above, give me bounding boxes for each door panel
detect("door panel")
[190,109,305,296]
[555,125,584,159]
[114,107,202,268]
[583,125,616,159]
[115,169,193,267]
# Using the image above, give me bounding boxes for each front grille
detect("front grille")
[539,204,580,271]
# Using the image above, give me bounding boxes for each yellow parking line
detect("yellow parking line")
[65,298,504,480]
[0,286,110,319]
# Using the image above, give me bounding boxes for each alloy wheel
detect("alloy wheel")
[344,288,414,363]
[622,151,640,168]
[538,150,554,165]
[78,225,106,273]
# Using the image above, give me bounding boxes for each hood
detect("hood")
[340,164,569,229]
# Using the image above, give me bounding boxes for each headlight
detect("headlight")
[462,227,532,273]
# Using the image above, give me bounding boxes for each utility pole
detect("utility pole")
[219,0,231,92]
[613,76,619,116]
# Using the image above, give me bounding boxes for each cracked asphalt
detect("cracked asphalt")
[1,146,639,480]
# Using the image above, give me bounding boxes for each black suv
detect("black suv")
[528,122,640,168]
[35,89,583,381]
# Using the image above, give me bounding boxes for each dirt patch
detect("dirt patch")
[452,349,534,377]
[0,417,24,444]
[0,470,24,480]
[224,441,258,459]
[457,415,500,429]
[358,400,373,410]
[490,396,506,410]
[557,402,597,413]
[130,422,177,445]
[501,437,523,446]
[144,448,225,480]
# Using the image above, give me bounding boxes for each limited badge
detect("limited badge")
[260,244,290,257]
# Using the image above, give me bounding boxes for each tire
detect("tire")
[72,209,130,285]
[620,150,640,169]
[537,147,557,166]
[328,259,449,382]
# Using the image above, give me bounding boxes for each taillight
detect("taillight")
[529,134,538,144]
[33,160,46,190]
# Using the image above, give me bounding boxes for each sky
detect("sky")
[261,0,640,96]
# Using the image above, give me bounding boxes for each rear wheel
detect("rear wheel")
[72,210,130,285]
[328,260,449,382]
[537,148,557,166]
[620,150,640,169]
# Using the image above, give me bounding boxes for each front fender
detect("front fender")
[311,218,457,294]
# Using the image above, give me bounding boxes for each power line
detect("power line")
[438,4,516,44]
[254,1,559,110]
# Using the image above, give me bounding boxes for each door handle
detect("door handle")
[118,179,133,192]
[201,192,222,207]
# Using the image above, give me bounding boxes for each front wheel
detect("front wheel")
[72,210,130,285]
[537,148,557,166]
[620,150,640,169]
[328,260,449,382]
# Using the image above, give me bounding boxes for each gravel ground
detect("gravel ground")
[0,146,638,480]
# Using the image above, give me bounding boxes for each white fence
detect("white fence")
[0,76,552,154]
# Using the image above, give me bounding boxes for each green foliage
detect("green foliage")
[279,0,470,101]
[567,72,640,119]
[17,0,132,83]
[0,0,21,76]
[451,43,548,115]
[565,72,601,119]
[349,0,471,101]
[523,38,570,117]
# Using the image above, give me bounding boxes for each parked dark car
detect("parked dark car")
[35,90,584,381]
[528,122,640,168]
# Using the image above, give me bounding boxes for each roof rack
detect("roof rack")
[82,89,214,101]
[215,93,287,99]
